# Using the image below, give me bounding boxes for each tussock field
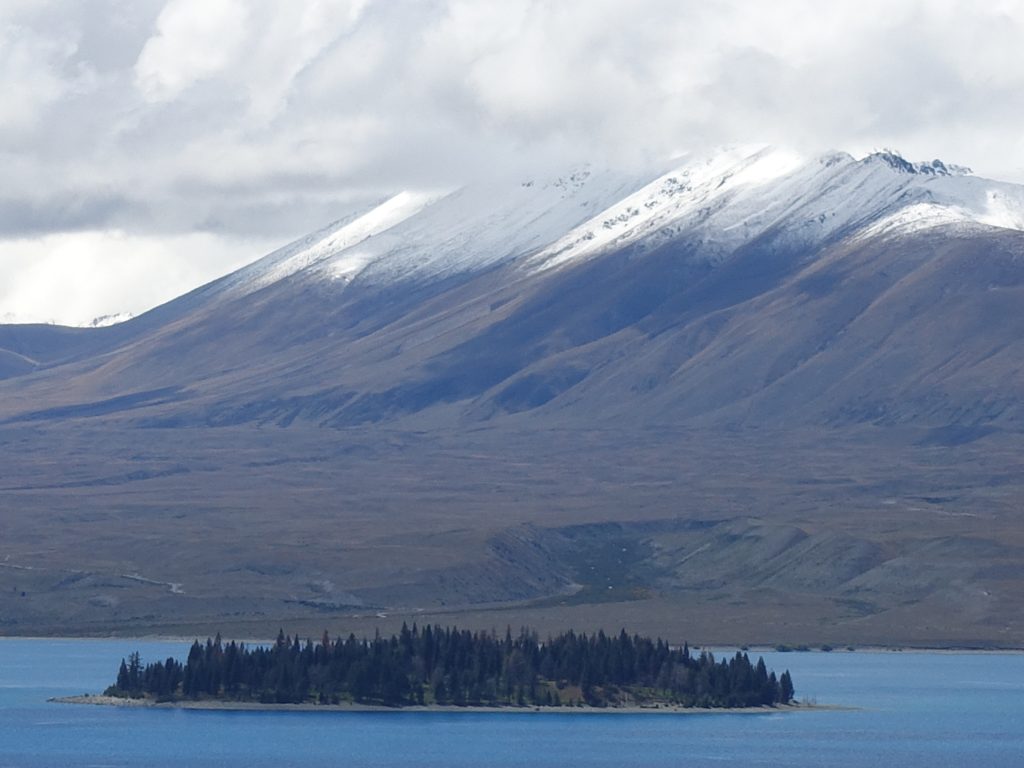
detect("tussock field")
[2,422,1022,647]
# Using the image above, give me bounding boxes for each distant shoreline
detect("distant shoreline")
[9,636,1024,654]
[50,694,840,715]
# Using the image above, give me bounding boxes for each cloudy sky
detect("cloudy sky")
[2,0,1024,324]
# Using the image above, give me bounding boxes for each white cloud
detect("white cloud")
[0,230,278,325]
[2,0,1024,321]
[237,0,371,122]
[0,23,82,136]
[134,0,250,101]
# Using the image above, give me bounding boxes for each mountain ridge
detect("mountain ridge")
[4,144,1023,430]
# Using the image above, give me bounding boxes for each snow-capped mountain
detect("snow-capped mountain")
[3,145,1024,642]
[528,147,1024,272]
[195,145,1024,308]
[2,145,1024,431]
[207,165,648,299]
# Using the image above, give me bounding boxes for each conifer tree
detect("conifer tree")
[780,670,794,704]
[105,625,793,709]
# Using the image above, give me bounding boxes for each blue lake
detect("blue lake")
[2,638,1024,767]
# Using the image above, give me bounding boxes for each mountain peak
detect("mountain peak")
[863,149,972,177]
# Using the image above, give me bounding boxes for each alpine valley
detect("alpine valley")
[3,146,1024,647]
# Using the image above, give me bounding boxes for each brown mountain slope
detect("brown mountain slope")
[0,194,1022,643]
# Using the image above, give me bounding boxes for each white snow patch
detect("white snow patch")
[218,190,444,297]
[327,250,376,282]
[250,190,442,287]
[203,166,656,299]
[305,165,654,286]
[855,203,975,239]
[527,147,1024,274]
[80,311,134,328]
[524,146,819,274]
[979,189,1024,230]
[855,179,1024,240]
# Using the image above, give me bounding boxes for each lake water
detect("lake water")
[2,638,1023,767]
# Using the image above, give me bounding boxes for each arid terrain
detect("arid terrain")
[1,149,1023,646]
[2,421,1021,647]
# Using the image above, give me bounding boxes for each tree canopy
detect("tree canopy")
[106,625,794,709]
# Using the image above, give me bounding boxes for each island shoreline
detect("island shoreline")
[50,694,844,714]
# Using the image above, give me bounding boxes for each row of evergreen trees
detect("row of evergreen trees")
[107,625,794,708]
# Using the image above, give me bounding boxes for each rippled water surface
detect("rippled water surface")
[2,638,1023,767]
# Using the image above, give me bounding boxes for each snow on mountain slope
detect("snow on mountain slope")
[213,191,443,298]
[527,145,807,272]
[4,145,1024,435]
[524,146,1024,274]
[167,145,1024,310]
[200,165,663,301]
[321,167,652,286]
[80,311,134,328]
[856,177,1024,240]
[6,146,1020,334]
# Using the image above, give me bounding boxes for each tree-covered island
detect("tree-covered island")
[104,625,795,709]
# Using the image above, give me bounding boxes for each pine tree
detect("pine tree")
[115,659,130,692]
[779,670,794,704]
